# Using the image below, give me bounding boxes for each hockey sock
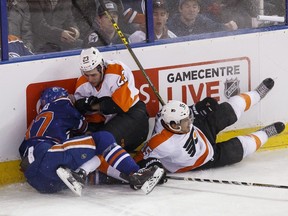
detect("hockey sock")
[78,155,101,174]
[227,91,260,120]
[237,130,268,158]
[97,158,129,183]
[102,144,139,175]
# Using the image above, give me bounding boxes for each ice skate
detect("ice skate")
[129,165,165,195]
[255,78,274,99]
[260,122,285,137]
[71,168,87,185]
[56,167,83,196]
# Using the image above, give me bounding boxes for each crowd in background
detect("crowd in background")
[1,0,286,57]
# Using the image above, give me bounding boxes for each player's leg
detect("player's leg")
[228,78,274,120]
[199,78,275,141]
[238,122,285,158]
[101,101,149,152]
[92,131,165,194]
[199,121,285,169]
[57,131,138,189]
[22,139,74,194]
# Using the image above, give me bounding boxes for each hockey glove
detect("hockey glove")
[190,97,219,118]
[75,96,100,114]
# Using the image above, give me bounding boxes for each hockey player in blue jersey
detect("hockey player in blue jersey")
[19,87,88,156]
[0,35,33,59]
[19,87,164,196]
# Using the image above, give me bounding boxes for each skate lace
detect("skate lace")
[263,125,278,137]
[256,83,269,99]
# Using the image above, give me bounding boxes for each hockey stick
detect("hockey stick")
[99,0,165,106]
[166,175,288,190]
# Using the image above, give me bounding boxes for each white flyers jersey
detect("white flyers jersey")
[134,124,214,173]
[74,59,140,123]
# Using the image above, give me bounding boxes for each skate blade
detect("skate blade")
[141,167,164,195]
[56,167,82,196]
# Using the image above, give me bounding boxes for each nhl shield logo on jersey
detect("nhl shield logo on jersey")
[224,78,240,99]
[81,153,87,159]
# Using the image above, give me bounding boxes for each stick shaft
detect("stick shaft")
[99,0,165,106]
[166,176,288,189]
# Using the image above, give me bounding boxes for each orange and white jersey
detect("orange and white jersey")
[74,59,140,123]
[134,124,214,173]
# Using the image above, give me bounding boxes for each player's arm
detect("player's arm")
[75,96,124,115]
[190,97,219,119]
[89,96,124,114]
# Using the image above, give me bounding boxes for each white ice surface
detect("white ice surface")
[1,149,288,216]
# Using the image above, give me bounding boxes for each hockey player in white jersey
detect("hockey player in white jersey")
[134,78,285,173]
[73,47,149,152]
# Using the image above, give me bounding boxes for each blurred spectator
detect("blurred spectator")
[7,0,33,51]
[199,0,223,23]
[27,0,81,53]
[129,0,176,43]
[83,0,129,48]
[121,0,146,33]
[265,0,286,16]
[0,34,33,59]
[71,0,97,41]
[167,0,238,37]
[221,0,258,29]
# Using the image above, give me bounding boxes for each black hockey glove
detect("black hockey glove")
[75,96,100,114]
[190,97,219,119]
[141,158,167,184]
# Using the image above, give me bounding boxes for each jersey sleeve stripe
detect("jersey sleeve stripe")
[112,82,138,112]
[149,130,174,149]
[105,64,124,76]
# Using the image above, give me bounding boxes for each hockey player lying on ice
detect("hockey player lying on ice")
[19,87,164,196]
[134,78,285,174]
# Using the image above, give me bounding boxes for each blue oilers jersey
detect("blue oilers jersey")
[8,40,33,58]
[1,35,33,58]
[25,98,87,142]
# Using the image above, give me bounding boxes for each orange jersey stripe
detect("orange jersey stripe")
[133,151,144,163]
[112,82,138,112]
[240,93,251,111]
[49,136,95,151]
[134,130,173,163]
[105,63,124,76]
[149,130,174,149]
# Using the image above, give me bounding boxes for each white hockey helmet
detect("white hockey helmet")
[80,47,104,72]
[161,100,190,125]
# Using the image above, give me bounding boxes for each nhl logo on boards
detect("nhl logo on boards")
[224,78,240,99]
